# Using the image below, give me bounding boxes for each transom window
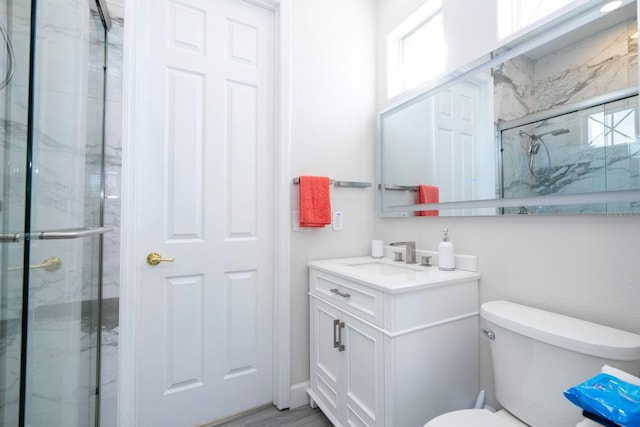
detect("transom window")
[400,9,444,93]
[387,0,444,98]
[497,0,577,40]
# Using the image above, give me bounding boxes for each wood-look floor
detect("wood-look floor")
[201,404,332,427]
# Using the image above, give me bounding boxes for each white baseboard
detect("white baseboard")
[289,381,310,409]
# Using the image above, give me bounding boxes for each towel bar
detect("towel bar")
[380,184,419,191]
[292,177,371,188]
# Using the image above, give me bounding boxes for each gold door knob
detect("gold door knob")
[147,252,175,266]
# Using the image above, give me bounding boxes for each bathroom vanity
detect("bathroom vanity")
[307,257,481,427]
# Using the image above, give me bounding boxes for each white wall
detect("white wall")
[374,0,640,410]
[374,214,640,407]
[376,0,499,108]
[289,0,377,388]
[288,0,640,413]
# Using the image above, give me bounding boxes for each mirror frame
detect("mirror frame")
[378,0,640,217]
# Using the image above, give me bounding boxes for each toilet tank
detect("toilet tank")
[481,301,640,427]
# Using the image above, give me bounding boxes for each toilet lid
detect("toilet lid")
[425,409,522,427]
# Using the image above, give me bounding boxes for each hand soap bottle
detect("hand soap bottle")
[438,228,455,271]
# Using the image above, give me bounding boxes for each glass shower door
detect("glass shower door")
[24,1,107,426]
[1,0,33,425]
[1,0,110,426]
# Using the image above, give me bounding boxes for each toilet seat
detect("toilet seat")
[425,408,598,427]
[424,409,526,427]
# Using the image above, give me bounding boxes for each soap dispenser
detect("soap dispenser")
[438,228,455,271]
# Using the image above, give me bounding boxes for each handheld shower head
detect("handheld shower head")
[518,128,569,177]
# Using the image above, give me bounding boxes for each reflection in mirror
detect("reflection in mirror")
[496,0,639,214]
[380,71,497,216]
[497,0,576,40]
[501,93,639,214]
[378,0,640,217]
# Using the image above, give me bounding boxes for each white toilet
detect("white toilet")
[426,300,640,427]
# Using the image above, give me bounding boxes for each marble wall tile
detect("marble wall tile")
[25,303,99,427]
[0,318,21,426]
[496,19,638,121]
[1,2,41,421]
[100,299,119,427]
[494,54,536,121]
[535,20,635,111]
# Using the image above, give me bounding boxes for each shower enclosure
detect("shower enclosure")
[500,92,640,214]
[1,0,111,426]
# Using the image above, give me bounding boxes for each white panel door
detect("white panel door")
[134,0,275,425]
[433,77,494,215]
[435,82,479,203]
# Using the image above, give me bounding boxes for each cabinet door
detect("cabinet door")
[310,298,341,422]
[341,312,385,427]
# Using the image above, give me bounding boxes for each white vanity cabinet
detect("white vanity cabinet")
[310,297,385,426]
[308,257,481,427]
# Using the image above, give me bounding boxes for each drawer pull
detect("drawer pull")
[330,288,351,298]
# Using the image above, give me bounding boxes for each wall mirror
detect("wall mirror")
[378,0,640,216]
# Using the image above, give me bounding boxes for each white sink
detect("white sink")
[308,256,480,293]
[346,261,420,275]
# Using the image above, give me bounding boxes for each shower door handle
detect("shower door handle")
[0,233,24,243]
[31,226,112,240]
[2,227,111,242]
[7,256,62,272]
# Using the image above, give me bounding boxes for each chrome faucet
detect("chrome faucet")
[389,241,416,264]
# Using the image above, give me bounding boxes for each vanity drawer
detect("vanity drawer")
[309,269,383,327]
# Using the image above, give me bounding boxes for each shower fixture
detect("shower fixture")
[0,21,14,90]
[519,128,570,176]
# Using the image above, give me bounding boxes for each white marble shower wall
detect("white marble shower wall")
[1,0,36,424]
[1,0,34,316]
[100,0,123,426]
[496,18,638,120]
[30,0,105,232]
[24,0,106,425]
[493,54,536,121]
[535,19,638,111]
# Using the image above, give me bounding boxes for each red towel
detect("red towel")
[416,185,439,216]
[299,176,332,227]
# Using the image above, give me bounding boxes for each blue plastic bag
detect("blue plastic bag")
[564,373,640,426]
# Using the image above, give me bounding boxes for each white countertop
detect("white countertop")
[308,256,481,293]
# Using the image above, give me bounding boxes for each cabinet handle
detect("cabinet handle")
[337,321,345,352]
[333,319,340,348]
[330,288,351,298]
[333,319,346,351]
